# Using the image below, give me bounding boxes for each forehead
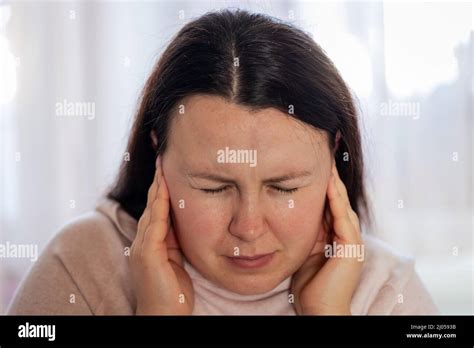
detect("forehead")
[168,95,328,154]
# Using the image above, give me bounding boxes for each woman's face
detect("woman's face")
[162,95,333,295]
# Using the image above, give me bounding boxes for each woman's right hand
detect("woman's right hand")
[129,156,194,315]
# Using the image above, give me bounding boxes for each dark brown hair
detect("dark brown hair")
[107,9,371,227]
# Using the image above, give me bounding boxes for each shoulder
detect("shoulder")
[46,200,133,285]
[41,203,134,313]
[8,202,135,315]
[48,208,128,260]
[351,234,437,314]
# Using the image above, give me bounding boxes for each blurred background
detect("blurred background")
[0,0,472,314]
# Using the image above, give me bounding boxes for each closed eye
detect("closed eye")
[201,186,230,194]
[272,186,298,194]
[200,186,298,194]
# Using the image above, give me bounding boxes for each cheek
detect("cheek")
[168,187,230,255]
[269,185,327,252]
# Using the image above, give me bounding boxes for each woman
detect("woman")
[7,9,437,315]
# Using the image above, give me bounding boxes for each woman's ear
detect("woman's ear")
[150,130,158,151]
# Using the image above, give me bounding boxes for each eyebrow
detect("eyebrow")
[186,170,314,184]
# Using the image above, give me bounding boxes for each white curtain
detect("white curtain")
[0,0,472,314]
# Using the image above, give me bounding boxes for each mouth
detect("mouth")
[226,252,275,269]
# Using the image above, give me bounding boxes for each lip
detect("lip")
[226,252,275,269]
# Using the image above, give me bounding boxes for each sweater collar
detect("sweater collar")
[184,258,292,303]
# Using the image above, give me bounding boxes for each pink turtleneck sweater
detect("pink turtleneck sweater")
[7,198,438,315]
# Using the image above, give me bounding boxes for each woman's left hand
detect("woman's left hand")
[291,162,364,315]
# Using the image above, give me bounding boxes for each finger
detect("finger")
[332,164,361,238]
[331,163,350,207]
[292,252,327,290]
[310,204,330,255]
[332,215,358,244]
[136,156,162,249]
[144,156,163,226]
[143,169,171,252]
[135,210,149,251]
[347,209,361,241]
[327,164,358,243]
[318,204,331,242]
[167,223,184,266]
[327,165,350,221]
[164,195,184,266]
[150,169,169,226]
[347,209,359,228]
[165,216,180,250]
[323,202,333,236]
[291,252,328,312]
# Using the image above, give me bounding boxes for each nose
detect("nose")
[228,194,266,242]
